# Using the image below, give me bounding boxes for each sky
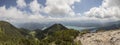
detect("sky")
[0,0,120,24]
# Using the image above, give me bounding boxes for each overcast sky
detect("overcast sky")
[0,0,120,24]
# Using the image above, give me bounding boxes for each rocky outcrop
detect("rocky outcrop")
[75,29,120,45]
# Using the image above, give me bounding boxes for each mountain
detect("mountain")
[17,22,55,30]
[0,21,80,45]
[43,23,68,35]
[98,21,120,30]
[0,21,24,41]
[0,21,49,45]
[19,28,30,36]
[89,21,120,32]
[33,29,45,40]
[17,21,106,30]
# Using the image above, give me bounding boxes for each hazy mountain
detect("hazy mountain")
[17,22,54,30]
[89,21,120,32]
[16,21,108,30]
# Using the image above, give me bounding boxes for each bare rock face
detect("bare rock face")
[75,30,120,45]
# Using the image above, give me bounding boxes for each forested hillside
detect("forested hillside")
[0,21,81,45]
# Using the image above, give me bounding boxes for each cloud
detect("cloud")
[44,0,80,17]
[29,0,43,13]
[84,0,120,19]
[0,5,45,23]
[102,0,120,7]
[0,5,99,24]
[0,0,119,25]
[0,0,86,25]
[0,6,27,20]
[2,0,38,24]
[17,0,27,8]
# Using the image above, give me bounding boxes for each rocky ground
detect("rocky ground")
[75,29,120,45]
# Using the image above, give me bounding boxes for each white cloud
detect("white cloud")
[0,5,117,25]
[0,0,46,23]
[44,0,80,17]
[84,0,120,20]
[1,0,120,25]
[102,0,120,8]
[0,5,45,23]
[0,0,82,24]
[0,6,27,20]
[29,0,43,13]
[17,0,26,8]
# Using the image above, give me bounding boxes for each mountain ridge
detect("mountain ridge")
[43,23,68,35]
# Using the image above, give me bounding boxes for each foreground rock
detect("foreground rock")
[75,29,120,45]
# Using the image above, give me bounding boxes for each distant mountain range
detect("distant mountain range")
[17,22,52,30]
[17,21,110,30]
[91,21,120,31]
[100,21,120,30]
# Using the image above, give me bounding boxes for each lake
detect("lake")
[65,26,96,31]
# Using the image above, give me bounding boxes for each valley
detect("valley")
[0,21,120,45]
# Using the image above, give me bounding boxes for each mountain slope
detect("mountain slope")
[34,29,45,40]
[0,21,24,41]
[43,24,68,35]
[90,21,120,32]
[102,21,120,30]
